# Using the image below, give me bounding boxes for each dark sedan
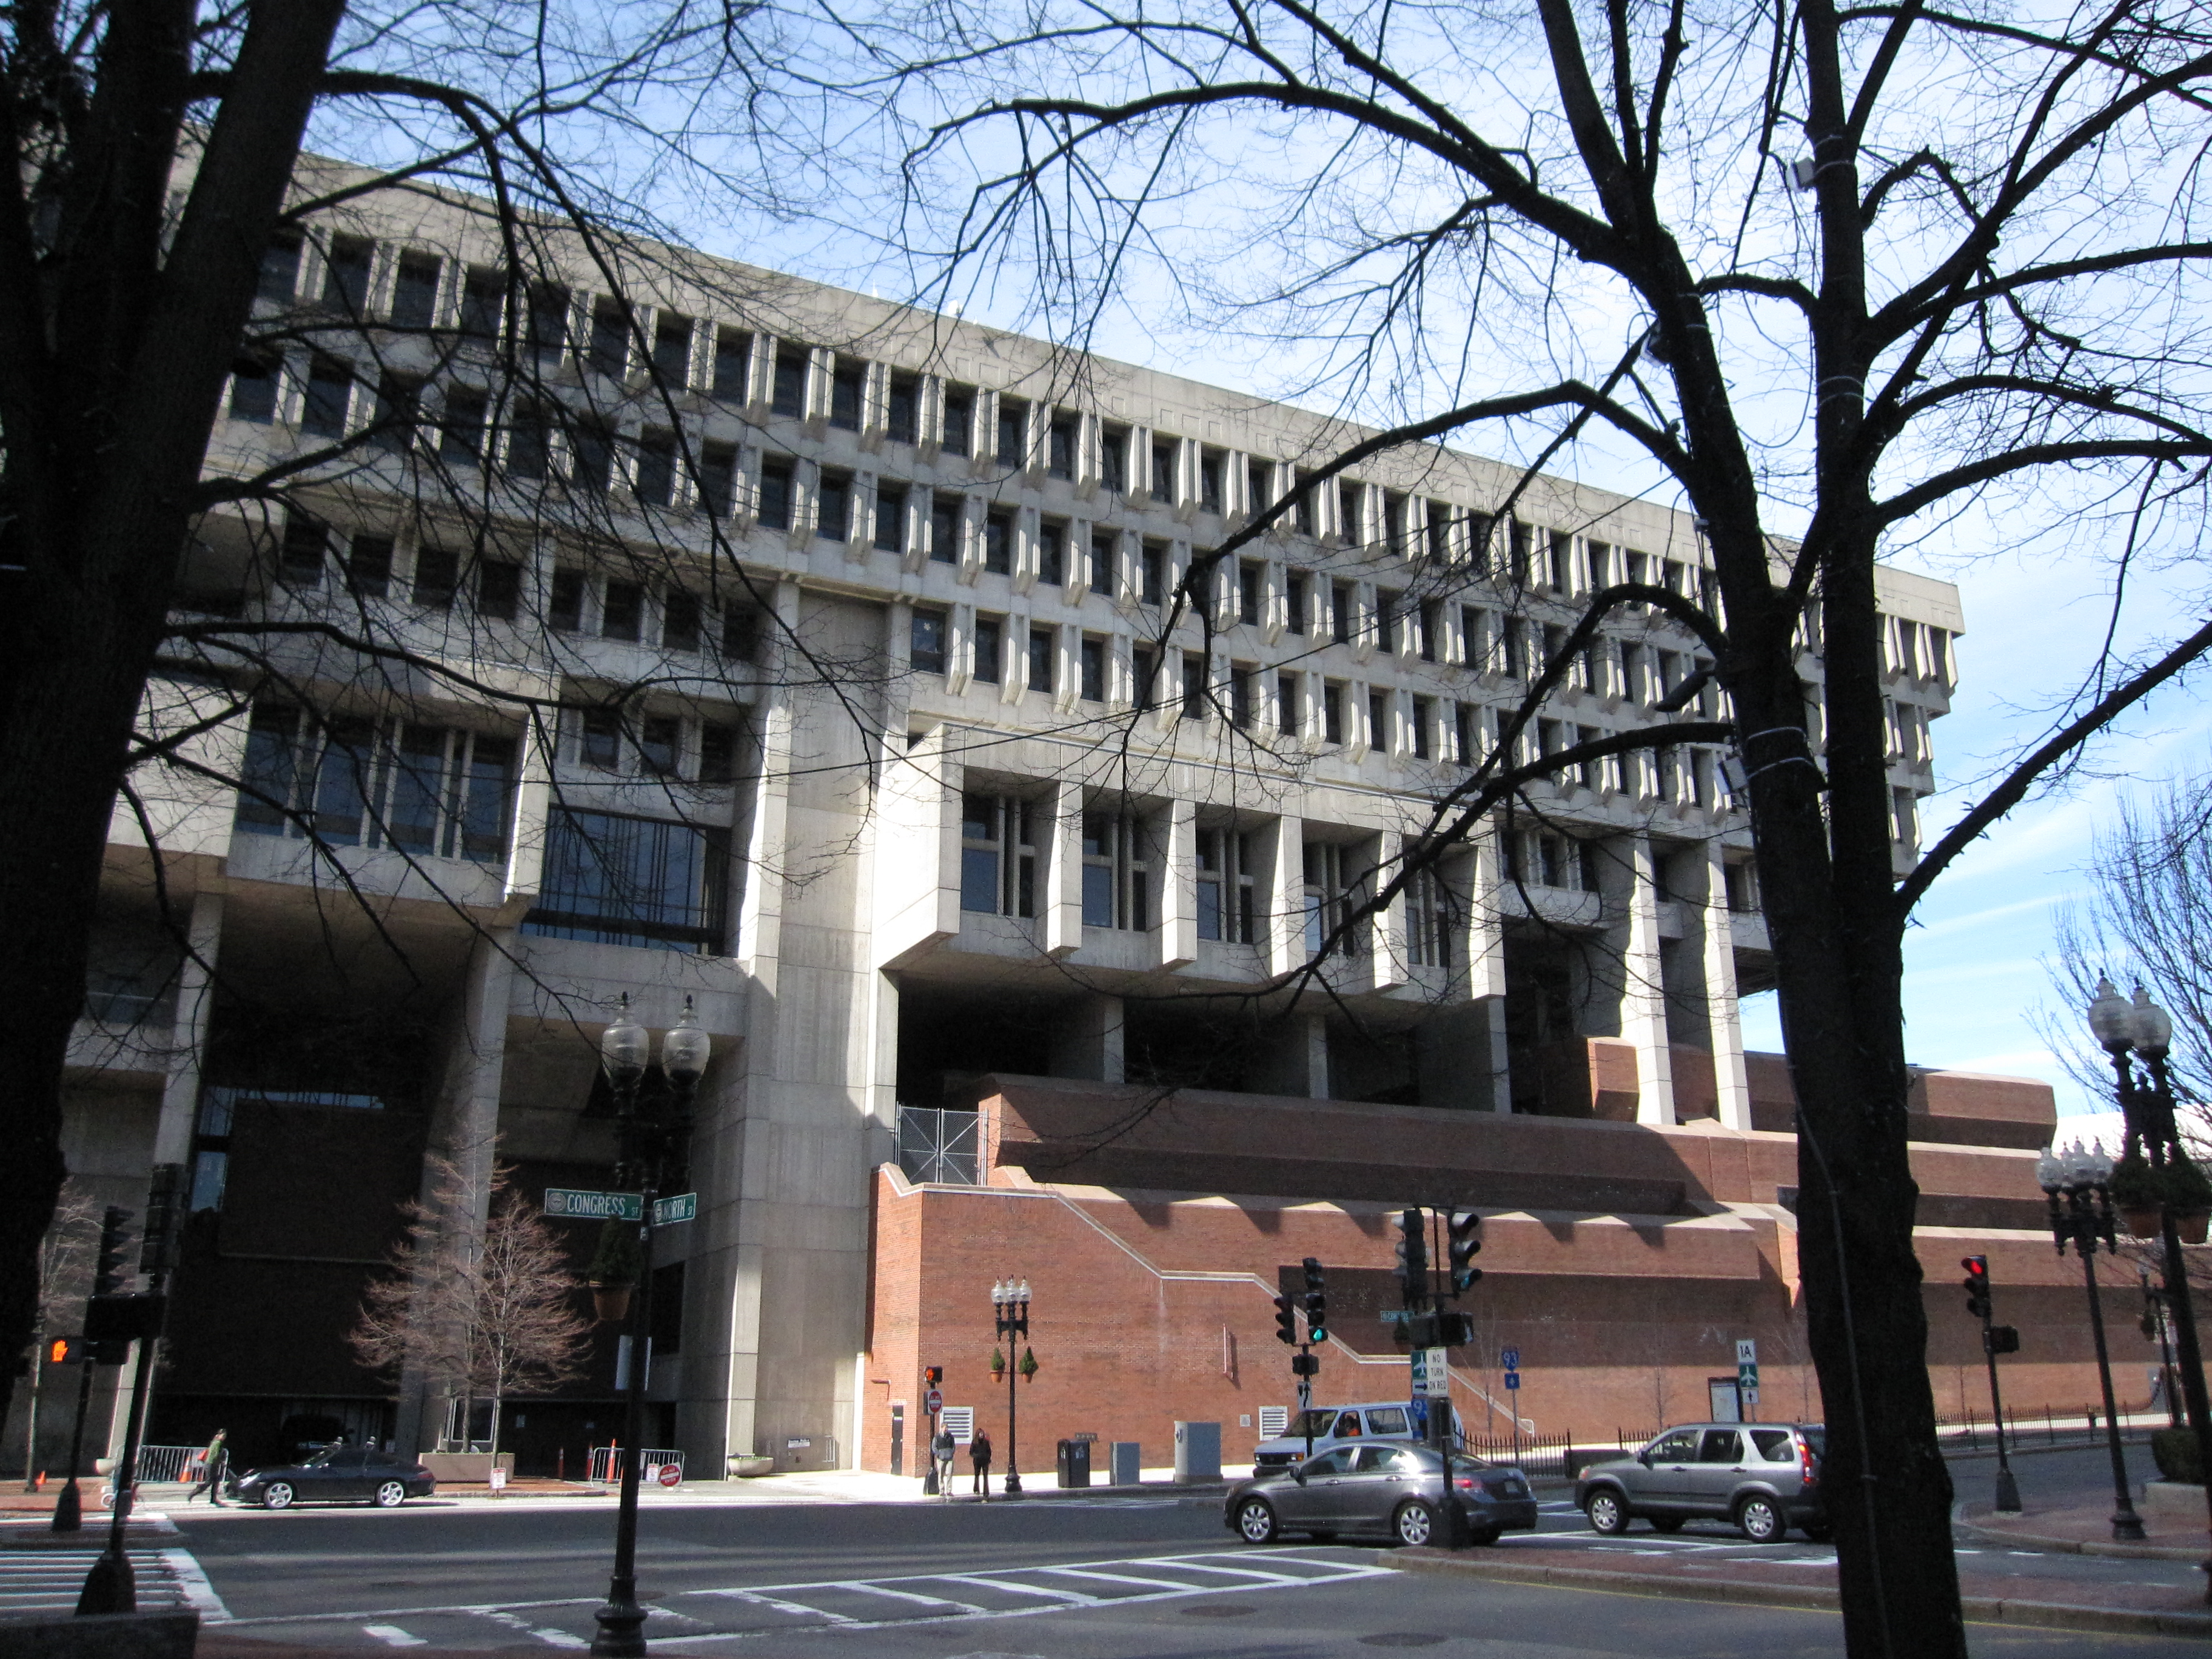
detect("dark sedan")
[235,1444,437,1510]
[1224,1442,1538,1547]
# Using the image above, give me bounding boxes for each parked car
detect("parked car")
[1574,1422,1826,1543]
[1250,1401,1460,1474]
[234,1444,438,1510]
[1225,1441,1537,1547]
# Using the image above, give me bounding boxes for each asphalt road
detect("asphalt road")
[144,1438,2201,1655]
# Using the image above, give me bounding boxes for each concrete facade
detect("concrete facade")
[18,153,2036,1484]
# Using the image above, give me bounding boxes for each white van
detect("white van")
[1250,1400,1462,1474]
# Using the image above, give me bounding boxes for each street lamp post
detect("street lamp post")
[2037,1140,2145,1543]
[2088,978,2212,1598]
[2143,1263,2182,1429]
[991,1279,1030,1496]
[591,996,708,1659]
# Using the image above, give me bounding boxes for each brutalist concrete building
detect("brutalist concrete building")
[30,154,2085,1484]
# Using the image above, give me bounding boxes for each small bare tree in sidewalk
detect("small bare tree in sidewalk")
[352,1162,588,1464]
[17,1183,98,1484]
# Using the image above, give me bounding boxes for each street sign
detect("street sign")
[924,1388,943,1413]
[1504,1371,1521,1392]
[1736,1337,1760,1395]
[1412,1346,1450,1398]
[657,1463,682,1487]
[546,1188,643,1221]
[651,1192,697,1225]
[1501,1347,1521,1370]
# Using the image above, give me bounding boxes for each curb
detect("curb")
[1953,1518,2207,1563]
[937,1483,1228,1504]
[1384,1549,2212,1638]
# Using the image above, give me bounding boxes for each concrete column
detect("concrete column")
[1615,836,1676,1125]
[1255,1010,1330,1099]
[1161,800,1198,970]
[737,580,801,979]
[1044,779,1084,957]
[1467,831,1512,1113]
[1701,843,1755,1131]
[1371,830,1409,993]
[1051,995,1125,1083]
[152,891,224,1167]
[1265,815,1305,979]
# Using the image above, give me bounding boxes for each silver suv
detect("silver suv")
[1574,1422,1827,1543]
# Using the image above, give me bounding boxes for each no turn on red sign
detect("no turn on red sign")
[656,1463,682,1487]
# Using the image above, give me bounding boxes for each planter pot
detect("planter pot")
[729,1454,775,1478]
[590,1283,633,1323]
[2178,1209,2211,1245]
[2122,1205,2164,1239]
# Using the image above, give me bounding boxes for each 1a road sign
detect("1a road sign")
[924,1388,943,1413]
[1736,1337,1759,1393]
[651,1192,697,1225]
[1501,1347,1521,1370]
[1504,1370,1521,1392]
[545,1188,643,1222]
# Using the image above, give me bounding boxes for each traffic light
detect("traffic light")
[139,1163,184,1277]
[1301,1256,1327,1343]
[1435,1310,1475,1347]
[1962,1256,1991,1321]
[1274,1292,1298,1344]
[1447,1209,1483,1294]
[46,1336,76,1366]
[923,1366,943,1386]
[1395,1207,1427,1303]
[93,1207,134,1298]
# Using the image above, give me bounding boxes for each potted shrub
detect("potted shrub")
[990,1347,1007,1382]
[2167,1156,2212,1243]
[2110,1155,2163,1238]
[588,1219,643,1323]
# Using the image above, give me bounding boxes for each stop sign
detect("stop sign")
[657,1463,682,1487]
[924,1388,943,1413]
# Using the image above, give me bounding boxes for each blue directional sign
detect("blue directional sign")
[1501,1347,1520,1370]
[1504,1371,1521,1392]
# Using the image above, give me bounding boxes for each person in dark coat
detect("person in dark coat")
[187,1431,229,1506]
[968,1427,993,1497]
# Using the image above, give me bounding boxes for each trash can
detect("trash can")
[1110,1441,1142,1486]
[1056,1438,1092,1487]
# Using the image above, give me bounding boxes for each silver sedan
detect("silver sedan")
[1224,1442,1537,1547]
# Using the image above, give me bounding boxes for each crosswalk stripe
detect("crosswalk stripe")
[363,1626,427,1647]
[935,1574,1099,1603]
[1038,1565,1228,1591]
[716,1588,857,1622]
[834,1581,988,1610]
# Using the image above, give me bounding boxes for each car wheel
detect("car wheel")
[1584,1489,1630,1535]
[1235,1498,1279,1545]
[1649,1516,1684,1533]
[1393,1500,1438,1547]
[1737,1495,1786,1543]
[261,1481,295,1511]
[372,1480,407,1508]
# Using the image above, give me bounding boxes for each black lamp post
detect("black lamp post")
[2088,977,2212,1597]
[591,995,708,1658]
[991,1278,1030,1496]
[2037,1139,2145,1543]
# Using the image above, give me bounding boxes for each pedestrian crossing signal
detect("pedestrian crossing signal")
[45,1336,75,1366]
[1962,1256,1992,1321]
[1274,1292,1298,1344]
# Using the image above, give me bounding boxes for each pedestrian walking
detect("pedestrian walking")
[187,1430,229,1507]
[969,1426,993,1498]
[932,1427,955,1496]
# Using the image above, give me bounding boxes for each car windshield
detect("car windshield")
[1803,1428,1826,1457]
[1281,1410,1339,1439]
[304,1447,341,1467]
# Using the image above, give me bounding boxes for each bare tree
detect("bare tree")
[0,0,850,1451]
[15,1184,99,1482]
[352,1161,588,1460]
[845,0,2212,1647]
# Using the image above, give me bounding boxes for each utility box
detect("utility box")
[1056,1438,1092,1487]
[1173,1421,1221,1483]
[1110,1441,1142,1486]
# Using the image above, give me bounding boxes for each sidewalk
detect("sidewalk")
[1958,1492,2212,1561]
[1390,1535,2212,1640]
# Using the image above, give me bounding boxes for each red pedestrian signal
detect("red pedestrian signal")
[45,1336,75,1366]
[1962,1256,1992,1321]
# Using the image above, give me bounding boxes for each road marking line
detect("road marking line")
[1151,1561,1314,1581]
[716,1589,857,1622]
[830,1583,988,1610]
[161,1546,232,1621]
[363,1627,427,1647]
[935,1575,1099,1603]
[481,1609,591,1648]
[1038,1566,1229,1590]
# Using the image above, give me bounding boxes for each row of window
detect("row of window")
[236,706,515,863]
[252,227,1718,583]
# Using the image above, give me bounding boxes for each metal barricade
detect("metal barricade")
[588,1446,686,1484]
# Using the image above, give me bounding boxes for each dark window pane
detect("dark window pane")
[911,611,947,674]
[390,252,441,328]
[830,360,863,429]
[874,486,905,552]
[459,267,504,338]
[278,518,326,588]
[639,714,681,775]
[602,580,644,641]
[1080,638,1105,702]
[930,498,959,563]
[663,591,702,652]
[699,723,739,784]
[818,472,850,541]
[302,356,352,437]
[588,300,631,377]
[697,443,737,516]
[984,514,1011,575]
[962,846,1000,913]
[370,374,420,452]
[549,568,586,632]
[229,356,278,424]
[757,460,793,531]
[346,535,393,599]
[505,403,549,480]
[477,560,521,620]
[634,431,675,506]
[1038,522,1065,586]
[580,709,622,769]
[321,236,374,313]
[997,399,1027,467]
[571,423,614,493]
[888,374,919,443]
[974,616,1002,683]
[712,328,751,399]
[527,283,569,361]
[388,724,447,853]
[523,809,729,953]
[236,705,301,832]
[457,735,517,861]
[653,313,693,384]
[440,389,487,465]
[1049,417,1074,479]
[414,546,460,609]
[942,387,973,455]
[258,234,303,303]
[772,348,808,418]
